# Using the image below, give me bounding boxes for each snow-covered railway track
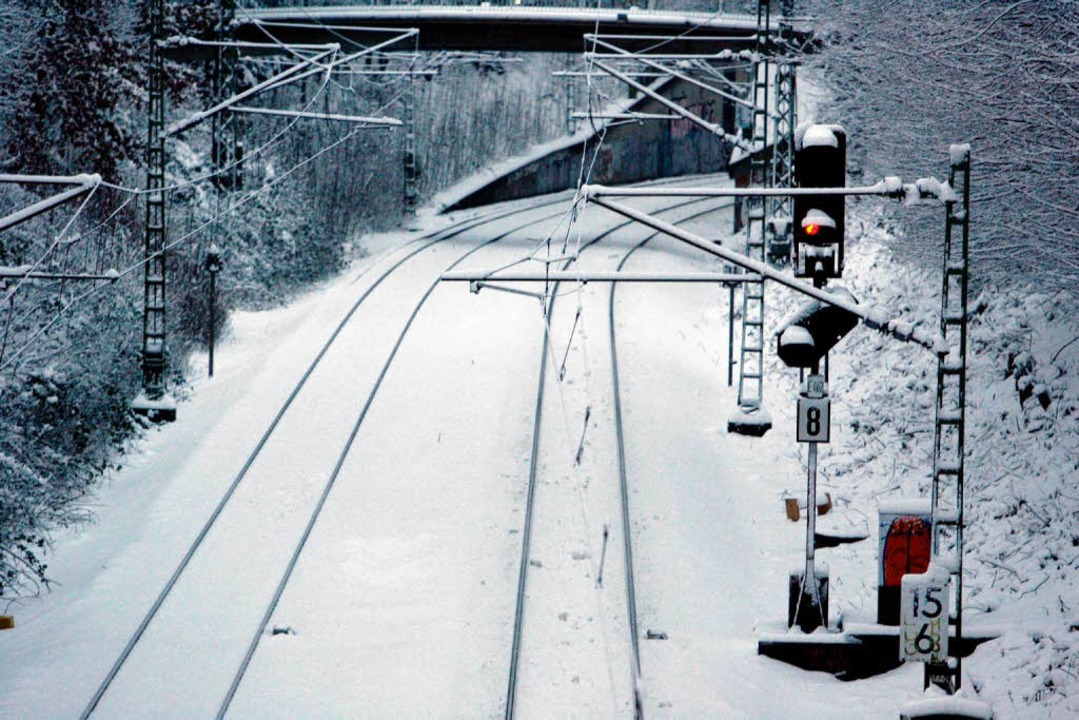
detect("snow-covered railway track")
[506,198,733,720]
[79,198,576,719]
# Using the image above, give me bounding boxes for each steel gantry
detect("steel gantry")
[927,144,971,692]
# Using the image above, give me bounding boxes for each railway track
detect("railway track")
[79,196,577,719]
[505,197,734,719]
[79,187,735,718]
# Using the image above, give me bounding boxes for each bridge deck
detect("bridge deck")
[227,5,801,54]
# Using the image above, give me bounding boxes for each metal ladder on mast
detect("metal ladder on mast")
[402,76,418,217]
[729,0,772,434]
[927,145,971,692]
[140,0,168,401]
[768,30,796,262]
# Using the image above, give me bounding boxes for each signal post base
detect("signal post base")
[727,406,772,436]
[759,624,997,682]
[899,693,993,720]
[131,393,177,423]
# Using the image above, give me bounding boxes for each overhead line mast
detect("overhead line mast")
[728,0,777,436]
[136,0,172,420]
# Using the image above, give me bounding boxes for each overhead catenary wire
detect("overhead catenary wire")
[0,117,378,376]
[77,190,579,719]
[94,33,416,200]
[2,182,100,304]
[215,200,590,720]
[238,5,423,94]
[98,71,338,198]
[0,189,136,341]
[4,41,426,357]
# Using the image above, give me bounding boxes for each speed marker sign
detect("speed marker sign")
[797,397,830,443]
[900,567,950,663]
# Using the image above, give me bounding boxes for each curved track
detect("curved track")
[80,196,577,719]
[78,188,737,719]
[505,198,734,719]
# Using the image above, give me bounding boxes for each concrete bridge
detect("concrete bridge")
[231,4,804,54]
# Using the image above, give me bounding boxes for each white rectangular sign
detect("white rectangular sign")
[797,397,830,443]
[900,569,950,663]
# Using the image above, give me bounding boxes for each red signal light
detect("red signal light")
[805,223,821,237]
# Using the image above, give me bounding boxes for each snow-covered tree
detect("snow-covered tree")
[2,0,142,183]
[799,0,1079,292]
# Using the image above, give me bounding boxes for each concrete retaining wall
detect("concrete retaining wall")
[445,75,739,212]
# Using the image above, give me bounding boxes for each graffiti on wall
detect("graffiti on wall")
[671,100,717,139]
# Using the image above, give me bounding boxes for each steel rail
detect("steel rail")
[216,202,582,719]
[78,195,573,720]
[610,200,734,719]
[504,195,732,720]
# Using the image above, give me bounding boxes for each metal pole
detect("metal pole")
[727,283,735,386]
[208,271,216,378]
[805,438,817,600]
[803,275,827,625]
[402,75,417,217]
[206,244,222,379]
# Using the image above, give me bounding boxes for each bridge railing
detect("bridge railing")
[239,1,759,14]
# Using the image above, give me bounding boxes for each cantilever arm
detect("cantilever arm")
[0,175,101,234]
[587,195,948,355]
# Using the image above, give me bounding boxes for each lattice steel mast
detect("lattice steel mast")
[728,0,775,434]
[403,76,418,217]
[140,0,168,404]
[927,145,971,692]
[768,24,796,262]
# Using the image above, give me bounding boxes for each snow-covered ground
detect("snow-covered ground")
[1,181,1076,719]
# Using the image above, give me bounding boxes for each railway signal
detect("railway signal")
[776,287,860,368]
[793,124,846,280]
